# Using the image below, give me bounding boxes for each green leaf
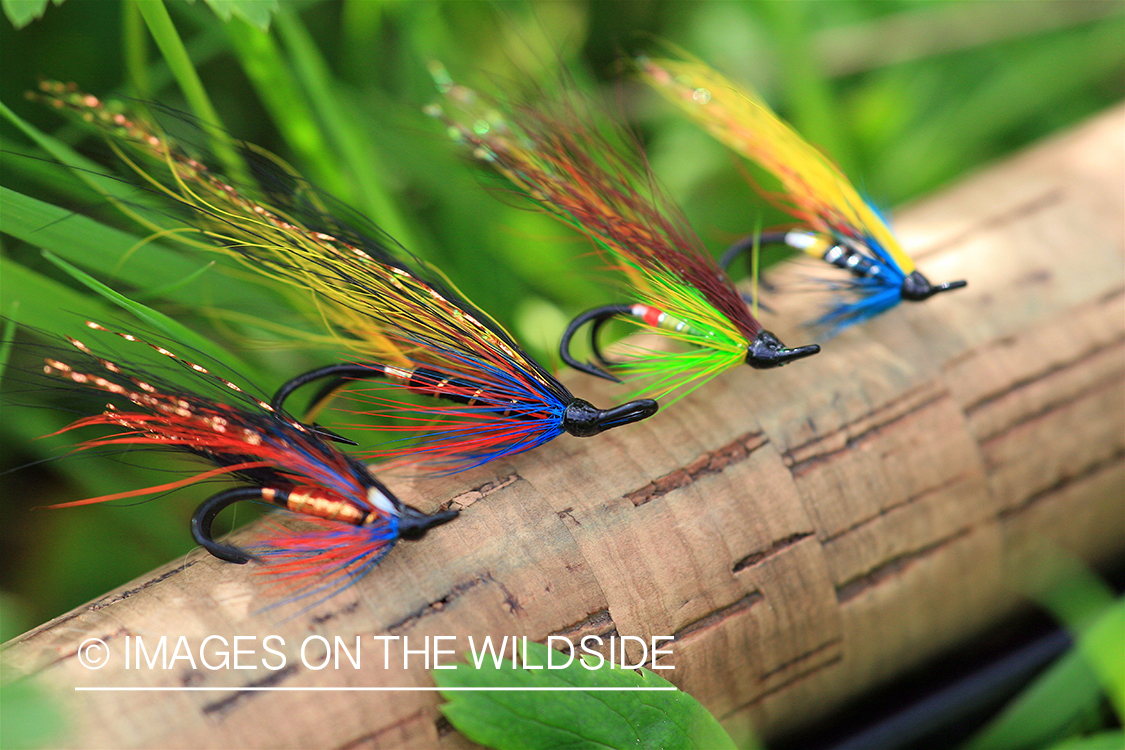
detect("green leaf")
[0,676,69,748]
[222,16,340,193]
[133,260,217,300]
[435,639,738,750]
[961,643,1108,750]
[2,0,61,29]
[1082,600,1125,721]
[203,0,277,31]
[1,174,306,348]
[1,181,311,359]
[1047,732,1125,750]
[964,557,1125,750]
[1032,560,1124,721]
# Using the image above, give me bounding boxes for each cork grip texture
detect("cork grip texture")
[3,106,1123,749]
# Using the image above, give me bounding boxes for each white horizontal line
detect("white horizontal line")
[75,686,676,692]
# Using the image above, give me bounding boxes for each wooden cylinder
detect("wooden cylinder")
[3,106,1123,750]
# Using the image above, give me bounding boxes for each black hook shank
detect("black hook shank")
[719,231,791,272]
[272,363,383,414]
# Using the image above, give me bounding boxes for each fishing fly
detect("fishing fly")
[40,321,457,601]
[638,56,966,335]
[32,81,657,472]
[426,66,819,401]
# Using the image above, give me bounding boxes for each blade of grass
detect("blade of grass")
[1035,565,1124,720]
[0,99,148,203]
[273,7,423,251]
[122,0,151,97]
[203,0,278,31]
[41,250,258,381]
[222,15,346,195]
[2,187,205,297]
[1048,731,1125,750]
[0,256,120,338]
[2,187,294,323]
[0,303,19,383]
[135,0,246,183]
[0,138,106,206]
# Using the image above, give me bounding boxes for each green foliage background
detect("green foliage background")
[1,0,1122,636]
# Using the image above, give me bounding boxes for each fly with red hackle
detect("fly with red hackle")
[37,321,456,604]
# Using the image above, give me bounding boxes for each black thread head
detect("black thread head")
[563,398,658,437]
[745,330,820,369]
[901,270,968,302]
[397,505,459,540]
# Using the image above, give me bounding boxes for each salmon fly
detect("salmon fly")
[638,56,966,335]
[32,81,657,472]
[41,321,457,601]
[426,68,819,401]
